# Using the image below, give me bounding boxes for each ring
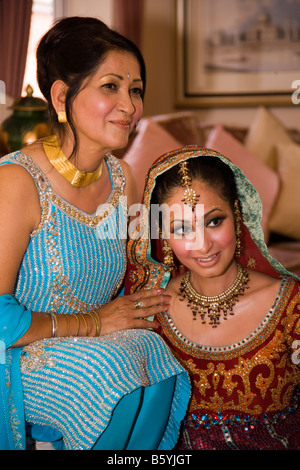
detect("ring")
[134,300,143,309]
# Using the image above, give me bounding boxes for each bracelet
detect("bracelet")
[70,314,80,336]
[50,313,58,337]
[65,315,70,336]
[77,313,88,336]
[90,310,101,337]
[84,312,96,337]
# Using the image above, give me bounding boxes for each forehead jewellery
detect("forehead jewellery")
[179,264,249,328]
[178,161,200,211]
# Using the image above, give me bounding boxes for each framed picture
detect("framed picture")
[176,0,300,107]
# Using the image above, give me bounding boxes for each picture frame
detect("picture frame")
[176,0,300,107]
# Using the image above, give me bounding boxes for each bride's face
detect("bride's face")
[161,180,237,279]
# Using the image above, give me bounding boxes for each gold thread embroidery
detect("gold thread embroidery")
[159,277,300,416]
[21,341,56,372]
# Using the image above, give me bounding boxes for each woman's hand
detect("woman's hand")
[95,288,170,335]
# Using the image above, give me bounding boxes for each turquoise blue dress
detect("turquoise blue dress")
[0,151,190,450]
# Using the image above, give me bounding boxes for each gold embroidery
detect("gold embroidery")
[160,277,300,416]
[247,257,257,269]
[159,277,294,360]
[21,341,57,372]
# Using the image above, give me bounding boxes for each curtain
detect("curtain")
[114,0,144,50]
[0,0,33,99]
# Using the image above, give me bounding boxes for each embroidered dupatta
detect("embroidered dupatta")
[0,296,32,449]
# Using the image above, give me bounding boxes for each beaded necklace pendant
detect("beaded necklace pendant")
[179,264,249,327]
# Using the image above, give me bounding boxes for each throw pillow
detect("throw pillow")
[245,106,293,170]
[150,111,203,145]
[122,118,181,201]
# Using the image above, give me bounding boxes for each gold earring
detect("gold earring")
[57,111,67,123]
[234,199,242,258]
[162,239,175,272]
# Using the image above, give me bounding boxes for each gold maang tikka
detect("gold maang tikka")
[178,161,200,211]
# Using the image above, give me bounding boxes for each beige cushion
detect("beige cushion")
[268,142,300,239]
[206,125,280,242]
[122,118,181,201]
[245,107,293,170]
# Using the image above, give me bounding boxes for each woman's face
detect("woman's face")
[70,50,144,153]
[161,180,237,279]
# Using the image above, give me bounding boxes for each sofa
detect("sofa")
[115,106,300,276]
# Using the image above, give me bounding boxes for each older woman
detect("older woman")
[0,17,190,450]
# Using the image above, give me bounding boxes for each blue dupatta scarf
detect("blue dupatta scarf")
[0,295,32,449]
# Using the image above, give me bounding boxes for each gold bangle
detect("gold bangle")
[90,310,101,337]
[65,315,70,336]
[50,313,58,337]
[70,314,80,336]
[77,313,88,336]
[84,312,96,336]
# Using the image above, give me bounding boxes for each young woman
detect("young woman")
[0,17,190,450]
[127,146,300,450]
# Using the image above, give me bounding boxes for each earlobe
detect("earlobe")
[51,80,68,114]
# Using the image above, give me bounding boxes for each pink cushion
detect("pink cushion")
[206,125,280,242]
[122,118,181,201]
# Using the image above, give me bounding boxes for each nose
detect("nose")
[117,90,136,115]
[195,227,213,254]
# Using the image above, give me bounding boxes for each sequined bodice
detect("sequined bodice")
[0,152,127,314]
[157,276,300,419]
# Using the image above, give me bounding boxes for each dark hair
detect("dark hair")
[151,155,238,210]
[37,16,146,155]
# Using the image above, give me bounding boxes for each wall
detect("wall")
[66,0,113,23]
[141,0,300,129]
[1,0,298,129]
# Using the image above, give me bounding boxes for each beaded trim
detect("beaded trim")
[1,152,125,232]
[158,276,293,360]
[184,390,300,430]
[21,341,57,372]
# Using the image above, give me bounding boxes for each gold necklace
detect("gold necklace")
[179,264,249,328]
[43,135,103,187]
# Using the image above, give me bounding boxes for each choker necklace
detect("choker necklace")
[43,135,103,187]
[179,264,249,328]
